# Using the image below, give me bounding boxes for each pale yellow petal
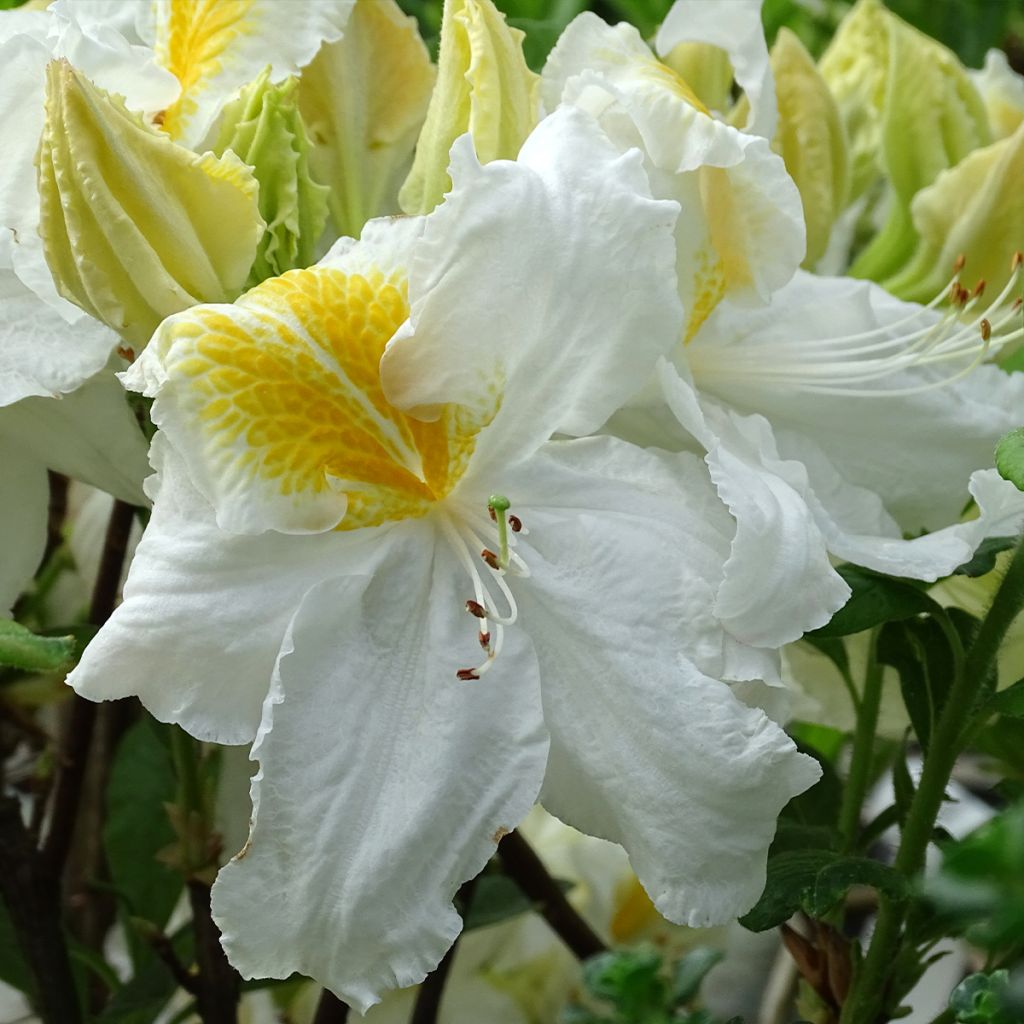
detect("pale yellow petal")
[298,0,435,238]
[37,59,264,347]
[399,0,538,216]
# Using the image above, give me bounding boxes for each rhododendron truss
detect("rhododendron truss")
[69,110,820,1010]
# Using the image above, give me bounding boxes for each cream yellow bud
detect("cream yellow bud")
[37,59,264,348]
[770,29,849,267]
[399,0,539,216]
[298,0,435,238]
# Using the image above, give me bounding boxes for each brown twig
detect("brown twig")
[41,498,135,874]
[188,880,240,1024]
[410,876,479,1024]
[497,830,606,960]
[312,989,350,1024]
[0,796,82,1024]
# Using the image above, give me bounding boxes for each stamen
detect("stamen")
[487,494,512,569]
[688,251,1024,398]
[508,514,523,533]
[481,548,500,571]
[466,600,486,618]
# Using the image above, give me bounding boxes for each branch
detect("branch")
[312,990,350,1024]
[410,877,479,1024]
[497,830,606,960]
[0,796,82,1024]
[41,498,136,874]
[188,880,240,1024]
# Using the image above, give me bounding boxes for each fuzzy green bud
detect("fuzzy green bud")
[214,68,330,287]
[37,59,264,349]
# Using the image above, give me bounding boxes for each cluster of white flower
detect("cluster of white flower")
[2,0,1023,1019]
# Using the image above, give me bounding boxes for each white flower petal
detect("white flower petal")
[212,531,548,1012]
[655,0,775,138]
[658,360,852,646]
[506,435,782,685]
[0,258,117,406]
[689,271,1024,532]
[0,437,48,617]
[541,14,803,333]
[507,442,818,924]
[68,435,382,744]
[380,106,682,473]
[149,0,354,147]
[2,369,150,505]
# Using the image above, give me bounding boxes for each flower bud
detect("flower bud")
[399,0,539,216]
[769,29,849,267]
[660,40,734,115]
[298,0,435,239]
[819,0,989,281]
[213,68,329,286]
[973,49,1024,142]
[38,59,264,348]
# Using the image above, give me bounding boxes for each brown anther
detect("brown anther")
[1014,297,1023,311]
[478,631,491,650]
[481,548,500,570]
[954,253,966,274]
[152,109,167,128]
[466,599,486,618]
[116,345,136,362]
[956,283,970,306]
[488,506,497,522]
[1013,250,1023,271]
[508,514,523,533]
[972,279,986,299]
[457,668,480,681]
[980,318,992,341]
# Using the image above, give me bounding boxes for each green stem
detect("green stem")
[839,631,883,853]
[841,536,1024,1024]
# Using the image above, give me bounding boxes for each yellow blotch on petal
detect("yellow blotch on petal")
[167,267,496,531]
[610,875,661,943]
[156,0,257,140]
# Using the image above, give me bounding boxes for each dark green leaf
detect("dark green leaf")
[892,740,916,826]
[581,947,667,1019]
[463,874,536,931]
[953,537,1016,577]
[97,927,194,1024]
[995,429,1024,492]
[104,717,183,960]
[807,857,908,917]
[781,740,843,829]
[739,849,837,932]
[0,619,75,672]
[810,566,937,638]
[670,947,723,1005]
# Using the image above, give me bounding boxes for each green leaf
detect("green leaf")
[810,566,937,638]
[995,428,1024,492]
[806,857,908,917]
[0,619,76,672]
[463,874,536,931]
[953,537,1016,577]
[892,741,917,827]
[739,849,837,932]
[103,717,183,962]
[984,678,1024,719]
[670,947,724,1006]
[781,740,843,829]
[581,948,667,1020]
[950,971,1014,1024]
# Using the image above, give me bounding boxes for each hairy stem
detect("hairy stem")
[841,536,1024,1024]
[839,632,883,852]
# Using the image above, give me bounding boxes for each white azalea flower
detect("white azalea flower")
[542,1,805,341]
[653,268,1024,649]
[541,0,1024,650]
[70,109,820,1010]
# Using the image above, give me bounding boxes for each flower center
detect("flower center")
[439,495,530,681]
[159,264,498,533]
